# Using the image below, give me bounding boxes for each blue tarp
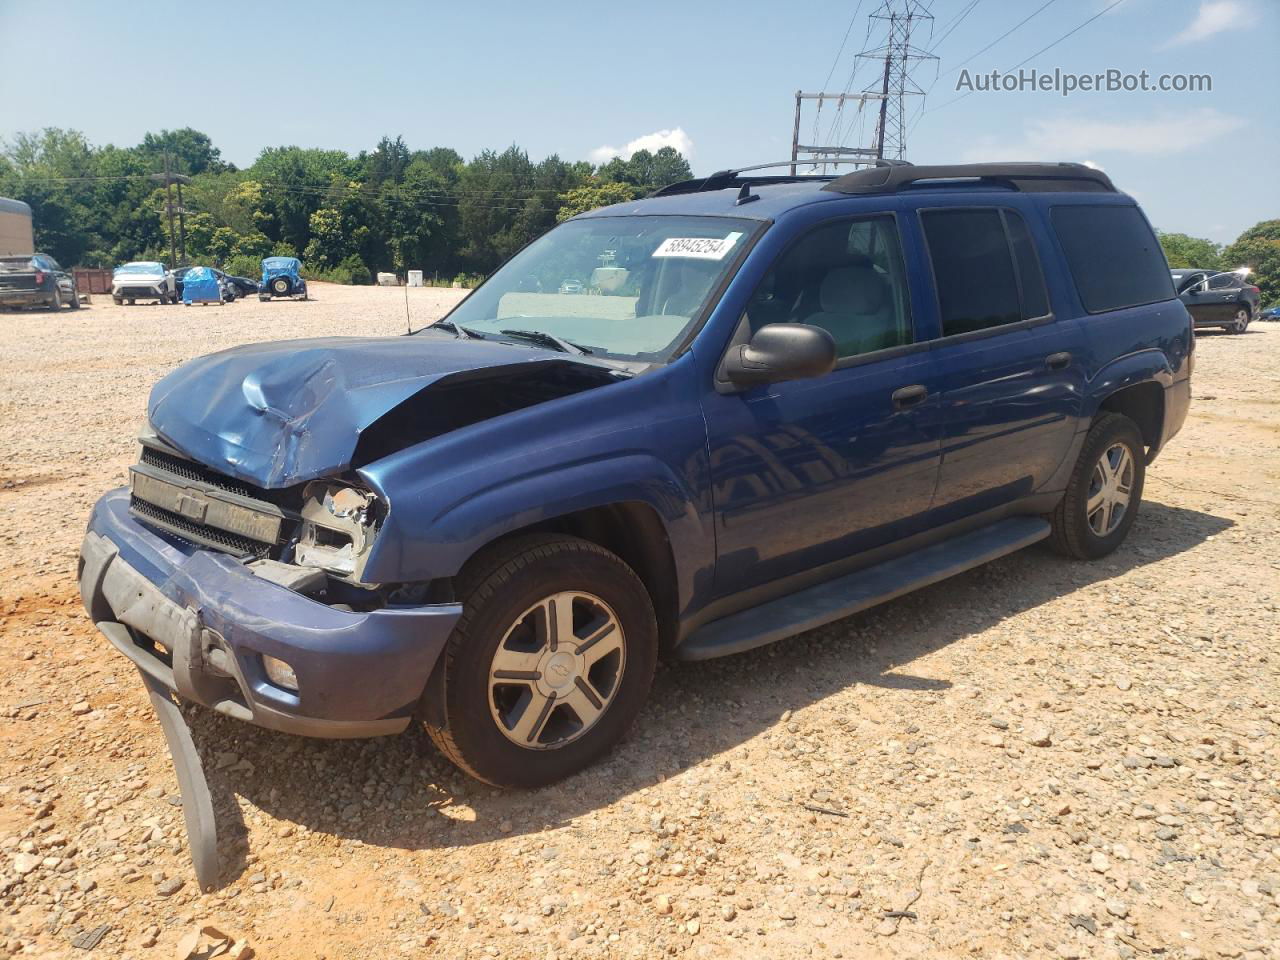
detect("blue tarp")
[261,257,301,282]
[182,266,221,304]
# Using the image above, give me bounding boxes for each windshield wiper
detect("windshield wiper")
[499,329,592,355]
[431,319,487,340]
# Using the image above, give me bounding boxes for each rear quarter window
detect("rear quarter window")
[1051,204,1174,313]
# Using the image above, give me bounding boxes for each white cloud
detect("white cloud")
[959,108,1247,162]
[589,128,694,164]
[1162,0,1248,47]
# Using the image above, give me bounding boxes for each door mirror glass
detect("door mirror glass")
[723,323,836,387]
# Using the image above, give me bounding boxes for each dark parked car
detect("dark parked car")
[0,253,80,310]
[80,161,1192,880]
[225,274,258,297]
[1171,267,1261,334]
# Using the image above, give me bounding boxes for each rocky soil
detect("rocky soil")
[0,288,1276,959]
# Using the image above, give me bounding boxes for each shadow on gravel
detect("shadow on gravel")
[184,498,1232,881]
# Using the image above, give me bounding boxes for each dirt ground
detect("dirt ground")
[0,285,1277,960]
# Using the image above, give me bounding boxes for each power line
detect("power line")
[917,0,1127,118]
[1007,0,1125,71]
[926,0,981,53]
[941,0,1061,76]
[819,0,867,94]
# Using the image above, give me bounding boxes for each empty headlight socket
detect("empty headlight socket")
[294,482,380,579]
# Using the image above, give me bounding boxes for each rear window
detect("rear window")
[1051,205,1174,313]
[0,257,35,273]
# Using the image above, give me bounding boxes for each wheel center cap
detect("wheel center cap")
[542,651,578,692]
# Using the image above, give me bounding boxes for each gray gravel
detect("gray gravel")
[0,292,1277,959]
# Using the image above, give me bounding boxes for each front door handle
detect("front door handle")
[891,384,928,410]
[1045,351,1072,371]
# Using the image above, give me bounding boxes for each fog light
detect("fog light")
[262,655,299,692]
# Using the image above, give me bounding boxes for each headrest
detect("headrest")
[820,265,887,314]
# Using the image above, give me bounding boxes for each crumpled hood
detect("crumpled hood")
[147,334,578,488]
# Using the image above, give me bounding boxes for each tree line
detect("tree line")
[3,128,1274,304]
[0,128,693,284]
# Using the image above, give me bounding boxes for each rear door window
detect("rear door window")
[1051,204,1174,312]
[921,208,1046,337]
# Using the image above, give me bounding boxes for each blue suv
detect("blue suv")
[81,161,1192,794]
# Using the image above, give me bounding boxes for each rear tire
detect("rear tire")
[1228,307,1250,334]
[271,277,291,297]
[424,534,658,788]
[46,289,62,311]
[1049,413,1145,560]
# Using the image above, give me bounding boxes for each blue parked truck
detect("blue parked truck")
[80,162,1191,875]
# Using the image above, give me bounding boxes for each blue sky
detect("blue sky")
[1,0,1276,245]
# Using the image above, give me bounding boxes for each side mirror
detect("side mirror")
[723,323,837,387]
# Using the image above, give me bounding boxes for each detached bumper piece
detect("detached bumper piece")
[79,489,462,885]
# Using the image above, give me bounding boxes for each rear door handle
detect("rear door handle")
[891,384,928,409]
[1045,351,1072,371]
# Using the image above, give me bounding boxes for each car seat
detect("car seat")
[806,264,901,356]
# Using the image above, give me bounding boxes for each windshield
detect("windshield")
[115,262,165,275]
[426,215,758,363]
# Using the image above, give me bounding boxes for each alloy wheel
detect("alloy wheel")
[1086,442,1134,537]
[487,591,625,749]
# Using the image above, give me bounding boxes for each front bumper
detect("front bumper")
[113,283,167,299]
[80,489,461,738]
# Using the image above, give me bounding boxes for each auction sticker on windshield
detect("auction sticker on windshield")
[652,232,743,260]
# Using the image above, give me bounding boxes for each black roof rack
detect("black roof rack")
[822,161,1116,195]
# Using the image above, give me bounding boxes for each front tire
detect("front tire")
[1049,413,1145,560]
[424,534,658,788]
[68,288,81,310]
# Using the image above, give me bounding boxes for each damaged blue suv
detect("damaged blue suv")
[81,161,1192,797]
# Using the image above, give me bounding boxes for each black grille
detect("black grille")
[140,446,299,508]
[117,285,161,297]
[129,496,273,559]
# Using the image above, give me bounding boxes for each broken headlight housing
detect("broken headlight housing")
[293,482,381,579]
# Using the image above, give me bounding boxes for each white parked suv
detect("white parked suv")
[112,261,177,305]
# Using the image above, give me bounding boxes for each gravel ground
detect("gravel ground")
[0,288,1277,959]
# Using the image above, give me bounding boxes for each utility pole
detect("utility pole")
[175,177,187,265]
[789,92,887,174]
[151,152,191,269]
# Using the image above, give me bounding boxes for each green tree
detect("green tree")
[139,128,228,175]
[1222,219,1280,306]
[1157,231,1221,270]
[597,147,692,193]
[556,181,637,222]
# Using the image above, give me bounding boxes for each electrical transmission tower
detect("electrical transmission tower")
[856,0,937,160]
[790,0,937,172]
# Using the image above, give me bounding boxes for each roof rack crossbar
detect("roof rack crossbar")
[651,158,906,198]
[821,161,1115,195]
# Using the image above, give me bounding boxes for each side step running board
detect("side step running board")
[677,516,1050,661]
